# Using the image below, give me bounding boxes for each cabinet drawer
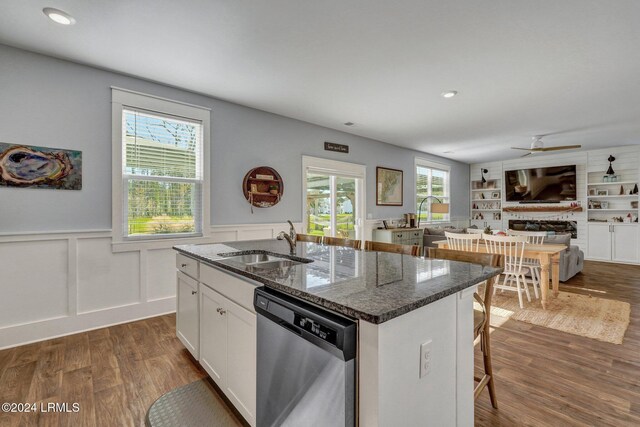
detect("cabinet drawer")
[412,231,423,238]
[176,253,199,279]
[200,264,258,312]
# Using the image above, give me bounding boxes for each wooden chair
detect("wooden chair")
[296,233,322,243]
[322,236,362,250]
[427,247,501,409]
[507,229,546,299]
[483,233,531,309]
[364,241,421,256]
[445,231,481,252]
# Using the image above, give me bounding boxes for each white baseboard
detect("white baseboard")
[0,298,175,350]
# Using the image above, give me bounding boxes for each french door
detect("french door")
[303,157,365,240]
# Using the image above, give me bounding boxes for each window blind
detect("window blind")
[122,109,203,237]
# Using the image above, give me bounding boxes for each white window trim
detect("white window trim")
[111,87,211,250]
[414,157,451,225]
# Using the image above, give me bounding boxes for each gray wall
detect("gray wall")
[0,44,469,232]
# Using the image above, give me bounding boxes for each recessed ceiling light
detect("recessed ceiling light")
[43,8,76,25]
[344,122,354,126]
[441,90,458,99]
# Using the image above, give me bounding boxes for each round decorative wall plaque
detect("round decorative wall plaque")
[242,166,283,212]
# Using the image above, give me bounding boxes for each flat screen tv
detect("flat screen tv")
[504,165,577,202]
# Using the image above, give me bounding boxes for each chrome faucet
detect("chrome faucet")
[277,231,296,254]
[278,220,297,254]
[286,220,297,242]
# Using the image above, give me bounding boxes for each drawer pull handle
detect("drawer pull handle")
[218,309,226,315]
[191,290,197,295]
[181,263,188,268]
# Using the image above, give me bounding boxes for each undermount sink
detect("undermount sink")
[219,251,312,269]
[225,253,284,264]
[245,259,303,270]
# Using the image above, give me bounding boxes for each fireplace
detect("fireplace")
[508,220,577,239]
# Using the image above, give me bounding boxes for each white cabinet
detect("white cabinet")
[372,228,423,247]
[176,272,199,358]
[613,225,639,263]
[587,223,639,263]
[188,263,257,427]
[199,284,227,384]
[224,296,257,425]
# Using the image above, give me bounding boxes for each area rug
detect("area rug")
[486,291,631,344]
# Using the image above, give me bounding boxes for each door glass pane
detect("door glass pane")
[336,177,356,239]
[306,174,330,236]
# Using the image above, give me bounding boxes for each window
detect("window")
[415,159,450,223]
[112,88,210,243]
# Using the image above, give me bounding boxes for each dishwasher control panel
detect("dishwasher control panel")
[294,314,337,345]
[254,287,357,361]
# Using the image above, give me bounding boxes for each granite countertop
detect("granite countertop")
[174,239,501,324]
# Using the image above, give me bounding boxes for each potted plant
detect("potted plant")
[269,184,279,195]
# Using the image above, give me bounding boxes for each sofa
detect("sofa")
[424,228,584,282]
[543,233,584,282]
[423,226,478,248]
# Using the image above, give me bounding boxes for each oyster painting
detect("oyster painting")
[376,166,403,206]
[0,143,82,190]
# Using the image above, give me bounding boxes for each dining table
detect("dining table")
[433,239,567,309]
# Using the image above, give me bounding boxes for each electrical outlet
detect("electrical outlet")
[419,340,432,379]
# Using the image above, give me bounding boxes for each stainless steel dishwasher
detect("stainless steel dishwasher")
[254,287,357,427]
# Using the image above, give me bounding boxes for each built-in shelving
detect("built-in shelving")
[587,180,637,186]
[586,168,638,224]
[470,177,502,227]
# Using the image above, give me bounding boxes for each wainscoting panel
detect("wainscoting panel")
[147,248,178,301]
[0,239,69,329]
[77,237,141,314]
[0,222,300,349]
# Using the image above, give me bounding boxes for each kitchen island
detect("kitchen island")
[174,239,501,426]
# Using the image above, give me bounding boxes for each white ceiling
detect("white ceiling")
[1,0,640,163]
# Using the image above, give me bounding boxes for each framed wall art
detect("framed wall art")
[376,166,403,206]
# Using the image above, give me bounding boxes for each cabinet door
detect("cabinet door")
[587,224,612,261]
[176,272,199,358]
[612,225,639,263]
[225,298,257,426]
[372,230,392,243]
[199,285,228,385]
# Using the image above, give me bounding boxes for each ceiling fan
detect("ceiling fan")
[511,135,581,157]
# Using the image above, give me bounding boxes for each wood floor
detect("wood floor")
[475,261,640,426]
[1,260,639,426]
[0,314,210,427]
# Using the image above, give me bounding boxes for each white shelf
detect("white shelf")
[588,221,638,226]
[471,209,501,212]
[587,209,638,212]
[587,195,638,199]
[587,181,637,186]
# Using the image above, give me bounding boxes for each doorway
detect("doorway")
[302,157,365,240]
